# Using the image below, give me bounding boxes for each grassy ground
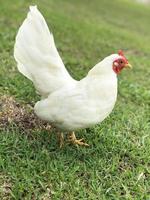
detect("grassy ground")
[0,0,150,199]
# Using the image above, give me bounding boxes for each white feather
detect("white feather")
[34,72,117,131]
[14,6,75,97]
[14,6,121,131]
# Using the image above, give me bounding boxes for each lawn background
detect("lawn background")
[0,0,150,199]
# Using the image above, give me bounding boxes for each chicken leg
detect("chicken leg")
[68,132,89,147]
[57,132,64,148]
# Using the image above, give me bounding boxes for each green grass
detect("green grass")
[0,0,150,199]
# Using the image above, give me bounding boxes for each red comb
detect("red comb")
[118,50,124,56]
[118,50,128,63]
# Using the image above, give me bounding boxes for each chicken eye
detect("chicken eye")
[120,60,123,64]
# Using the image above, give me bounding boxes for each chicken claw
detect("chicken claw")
[68,132,89,147]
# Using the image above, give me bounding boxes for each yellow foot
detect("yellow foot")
[68,132,89,147]
[57,132,64,148]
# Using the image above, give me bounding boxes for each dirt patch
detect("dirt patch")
[39,187,52,200]
[0,173,12,200]
[0,95,51,132]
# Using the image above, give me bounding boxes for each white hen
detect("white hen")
[14,6,131,147]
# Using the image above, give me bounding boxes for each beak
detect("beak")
[124,63,132,69]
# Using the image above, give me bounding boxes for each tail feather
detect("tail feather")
[14,6,74,97]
